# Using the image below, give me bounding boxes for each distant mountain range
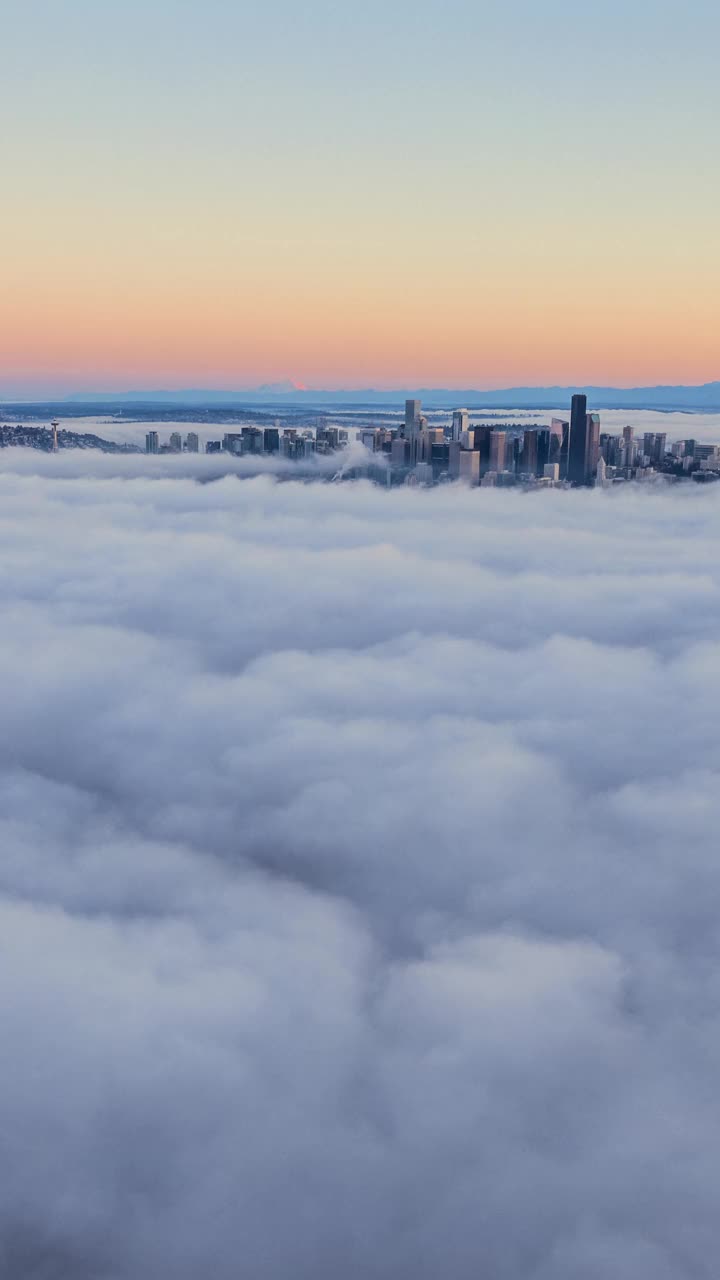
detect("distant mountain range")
[65,382,720,410]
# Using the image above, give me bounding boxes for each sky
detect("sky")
[1,0,719,393]
[3,455,720,1275]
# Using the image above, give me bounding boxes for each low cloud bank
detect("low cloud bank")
[1,464,720,1278]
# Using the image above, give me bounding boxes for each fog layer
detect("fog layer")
[1,457,719,1279]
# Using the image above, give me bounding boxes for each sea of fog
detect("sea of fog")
[2,464,720,1278]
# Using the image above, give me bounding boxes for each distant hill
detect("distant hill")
[65,382,720,410]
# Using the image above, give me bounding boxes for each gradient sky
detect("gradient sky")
[2,0,718,394]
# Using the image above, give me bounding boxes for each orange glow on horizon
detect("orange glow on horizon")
[2,206,718,393]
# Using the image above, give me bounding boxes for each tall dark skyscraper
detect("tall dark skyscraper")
[473,425,492,474]
[567,394,588,485]
[536,428,551,476]
[567,396,600,485]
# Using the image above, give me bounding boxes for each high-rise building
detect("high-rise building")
[145,431,159,454]
[643,432,656,459]
[419,427,445,462]
[587,413,600,481]
[404,399,422,436]
[488,430,506,472]
[185,432,199,453]
[536,428,551,476]
[430,441,449,477]
[567,397,600,485]
[169,432,182,453]
[449,441,480,483]
[457,449,480,484]
[243,428,264,454]
[451,409,469,442]
[264,427,280,453]
[316,426,341,451]
[559,420,571,479]
[474,425,492,474]
[600,433,622,467]
[567,394,588,484]
[654,433,667,464]
[546,418,563,472]
[391,437,410,467]
[518,430,538,475]
[223,433,243,455]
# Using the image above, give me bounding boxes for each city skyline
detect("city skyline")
[6,393,719,489]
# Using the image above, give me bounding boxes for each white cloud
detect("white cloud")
[1,456,719,1277]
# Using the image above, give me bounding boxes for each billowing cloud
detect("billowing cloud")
[1,452,720,1278]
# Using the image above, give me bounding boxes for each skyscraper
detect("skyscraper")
[145,431,159,454]
[449,446,480,484]
[536,428,551,476]
[419,427,445,462]
[404,400,422,436]
[474,425,492,474]
[391,437,410,466]
[559,421,571,479]
[489,430,506,472]
[566,396,600,485]
[567,394,588,485]
[451,409,469,442]
[518,430,538,475]
[185,432,199,453]
[587,413,600,482]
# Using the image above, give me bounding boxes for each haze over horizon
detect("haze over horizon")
[3,377,720,408]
